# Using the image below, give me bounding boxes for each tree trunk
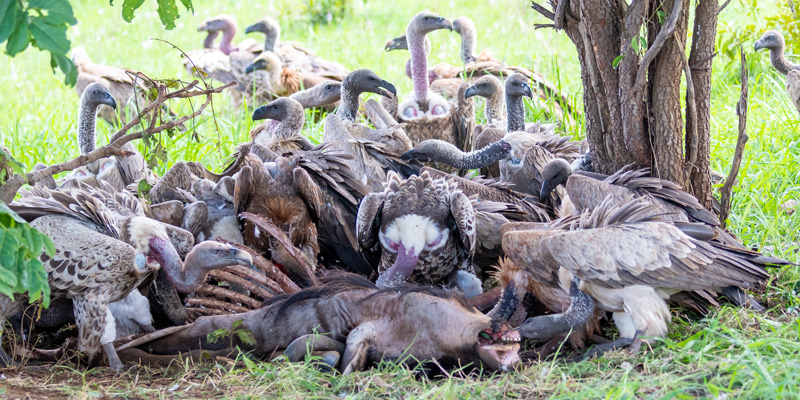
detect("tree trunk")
[532,0,715,209]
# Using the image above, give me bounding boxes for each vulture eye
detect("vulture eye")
[212,249,221,255]
[423,17,430,21]
[272,105,278,109]
[326,85,332,90]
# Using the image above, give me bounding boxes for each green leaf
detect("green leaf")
[0,146,26,176]
[5,9,29,56]
[0,202,25,225]
[156,0,179,30]
[612,54,624,69]
[0,228,20,267]
[29,16,70,54]
[236,328,256,346]
[51,51,77,86]
[178,0,193,13]
[38,229,55,256]
[631,36,640,53]
[136,178,152,197]
[657,10,666,25]
[638,36,647,52]
[121,0,145,23]
[0,0,19,43]
[29,0,77,25]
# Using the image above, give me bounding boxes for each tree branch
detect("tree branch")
[634,0,685,90]
[719,49,749,227]
[680,33,699,181]
[531,1,556,20]
[718,0,732,13]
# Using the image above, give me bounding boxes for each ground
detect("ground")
[1,0,799,398]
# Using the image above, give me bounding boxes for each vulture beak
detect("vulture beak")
[252,105,270,121]
[539,180,553,201]
[375,244,419,287]
[464,85,478,99]
[754,39,765,51]
[244,22,263,34]
[197,21,209,32]
[225,246,254,267]
[377,80,397,98]
[102,93,117,109]
[400,148,430,162]
[521,83,533,99]
[440,17,454,31]
[246,59,268,74]
[384,40,401,52]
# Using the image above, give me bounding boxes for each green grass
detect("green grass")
[2,0,800,398]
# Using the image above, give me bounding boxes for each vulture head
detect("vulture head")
[245,16,281,51]
[384,34,408,52]
[197,14,237,34]
[539,158,572,200]
[401,138,512,169]
[465,75,503,99]
[452,16,478,64]
[408,11,454,36]
[505,73,533,99]
[70,46,91,67]
[297,80,342,108]
[252,97,304,122]
[357,171,478,293]
[245,51,280,74]
[754,30,785,52]
[343,69,397,98]
[82,82,117,110]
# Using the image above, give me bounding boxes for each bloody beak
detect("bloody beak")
[375,243,419,288]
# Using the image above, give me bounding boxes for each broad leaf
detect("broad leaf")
[0,0,19,43]
[51,51,77,86]
[29,16,70,54]
[5,9,29,56]
[0,228,19,268]
[121,0,145,23]
[156,0,179,30]
[179,0,193,13]
[0,146,26,176]
[29,0,77,25]
[612,55,624,69]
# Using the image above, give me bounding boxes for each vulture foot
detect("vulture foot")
[581,330,643,360]
[103,342,126,372]
[516,280,595,341]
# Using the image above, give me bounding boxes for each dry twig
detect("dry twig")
[719,49,749,227]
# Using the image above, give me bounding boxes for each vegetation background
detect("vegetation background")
[1,0,799,398]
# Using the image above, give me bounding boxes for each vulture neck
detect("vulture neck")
[769,45,795,75]
[276,112,305,139]
[458,26,477,64]
[336,83,361,122]
[263,29,279,51]
[163,251,215,294]
[219,26,237,55]
[203,30,220,49]
[485,90,505,123]
[417,140,508,169]
[506,92,526,132]
[407,30,430,103]
[77,98,100,155]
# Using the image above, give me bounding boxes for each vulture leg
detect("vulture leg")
[283,334,346,362]
[341,323,377,375]
[721,286,766,313]
[73,294,115,368]
[516,280,595,340]
[101,308,125,371]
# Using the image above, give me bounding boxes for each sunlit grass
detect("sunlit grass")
[1,0,800,398]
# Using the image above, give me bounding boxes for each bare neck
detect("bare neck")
[264,30,279,51]
[459,28,477,64]
[203,31,219,49]
[77,100,99,155]
[506,93,525,132]
[770,46,795,75]
[275,112,305,139]
[408,31,429,102]
[485,91,505,123]
[336,85,360,121]
[219,27,236,54]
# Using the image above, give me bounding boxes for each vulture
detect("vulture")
[395,11,475,164]
[245,51,330,99]
[754,30,800,114]
[249,81,342,146]
[231,143,374,279]
[4,183,252,370]
[323,69,419,192]
[251,97,317,153]
[245,16,348,82]
[356,171,485,298]
[402,130,579,200]
[66,83,152,192]
[497,196,791,354]
[184,14,260,87]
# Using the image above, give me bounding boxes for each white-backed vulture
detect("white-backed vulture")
[184,14,260,87]
[5,184,252,370]
[754,30,800,114]
[245,51,330,99]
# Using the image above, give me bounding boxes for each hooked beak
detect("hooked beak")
[521,83,533,99]
[464,85,478,99]
[244,22,263,34]
[197,22,209,32]
[224,247,254,267]
[252,105,270,121]
[384,39,403,52]
[246,59,267,74]
[754,39,765,51]
[539,180,553,201]
[102,93,117,109]
[375,243,419,288]
[440,17,454,31]
[400,148,430,162]
[377,80,397,98]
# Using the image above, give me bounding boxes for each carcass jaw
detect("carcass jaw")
[379,214,447,255]
[479,326,522,370]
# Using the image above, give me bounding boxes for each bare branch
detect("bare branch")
[680,33,699,181]
[718,0,733,13]
[531,1,556,20]
[719,49,749,227]
[634,0,685,90]
[554,0,570,30]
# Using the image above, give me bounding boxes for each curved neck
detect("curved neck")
[290,88,319,108]
[485,91,505,123]
[165,252,212,293]
[459,28,477,64]
[264,30,279,51]
[418,140,508,169]
[407,31,429,102]
[219,27,236,54]
[770,46,795,75]
[77,99,99,155]
[203,30,219,49]
[276,111,305,139]
[336,85,360,121]
[506,93,525,132]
